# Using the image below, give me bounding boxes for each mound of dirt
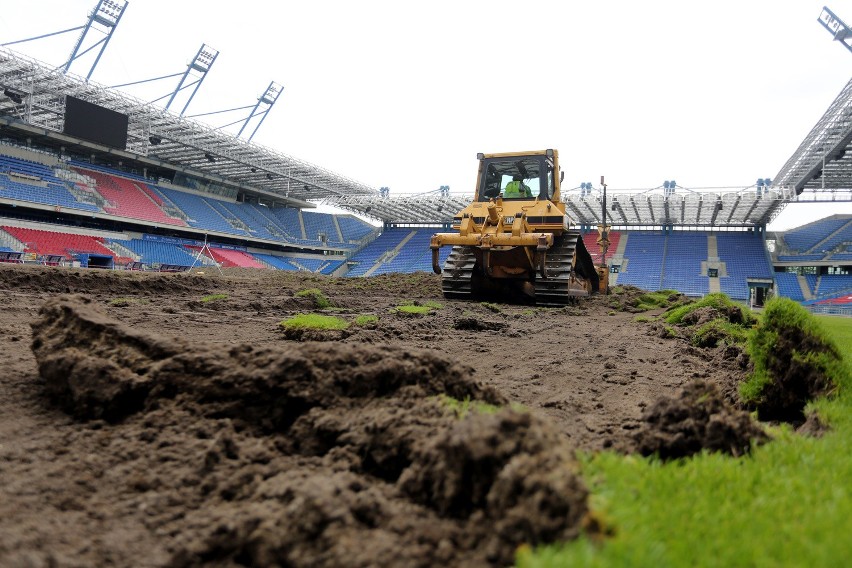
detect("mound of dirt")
[634,380,769,459]
[28,295,589,567]
[747,308,842,422]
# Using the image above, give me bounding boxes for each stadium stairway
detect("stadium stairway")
[797,275,814,300]
[707,235,721,293]
[362,230,417,276]
[608,233,629,285]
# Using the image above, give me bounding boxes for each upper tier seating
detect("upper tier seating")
[783,217,850,252]
[156,187,248,236]
[777,254,825,262]
[0,155,99,213]
[337,215,376,241]
[71,166,187,226]
[302,211,340,243]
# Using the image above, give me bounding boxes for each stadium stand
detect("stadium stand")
[337,215,376,242]
[71,165,187,226]
[346,228,414,276]
[0,155,100,213]
[662,233,710,296]
[582,231,621,266]
[616,233,666,291]
[814,274,852,297]
[2,226,117,262]
[302,211,340,243]
[774,272,806,302]
[716,232,773,300]
[187,246,266,268]
[109,238,197,269]
[370,230,436,275]
[781,216,850,253]
[253,253,300,271]
[156,187,249,236]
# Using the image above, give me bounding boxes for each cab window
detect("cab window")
[480,157,545,200]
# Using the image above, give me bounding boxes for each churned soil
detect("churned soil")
[0,264,764,566]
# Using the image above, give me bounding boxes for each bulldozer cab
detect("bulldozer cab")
[480,155,554,201]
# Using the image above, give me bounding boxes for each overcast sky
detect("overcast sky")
[3,0,852,230]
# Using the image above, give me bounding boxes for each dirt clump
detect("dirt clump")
[634,380,769,459]
[452,317,507,331]
[27,294,588,567]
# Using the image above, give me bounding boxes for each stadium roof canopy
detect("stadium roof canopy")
[325,185,795,229]
[774,76,852,198]
[0,48,377,206]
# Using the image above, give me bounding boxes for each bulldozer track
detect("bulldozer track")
[534,231,597,306]
[440,234,598,306]
[441,245,476,299]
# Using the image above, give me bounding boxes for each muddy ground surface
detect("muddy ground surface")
[0,264,756,566]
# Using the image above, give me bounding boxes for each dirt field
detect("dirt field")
[0,264,757,567]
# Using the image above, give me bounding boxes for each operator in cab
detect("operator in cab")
[504,174,532,198]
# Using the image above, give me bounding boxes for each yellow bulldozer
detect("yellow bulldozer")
[430,149,609,305]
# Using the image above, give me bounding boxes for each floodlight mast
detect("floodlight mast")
[818,6,852,55]
[63,0,129,81]
[165,43,219,116]
[237,81,284,142]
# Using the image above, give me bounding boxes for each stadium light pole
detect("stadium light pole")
[818,6,852,55]
[63,0,129,81]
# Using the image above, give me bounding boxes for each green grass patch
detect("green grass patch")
[200,293,229,303]
[295,288,333,309]
[395,304,432,315]
[437,395,502,418]
[394,300,440,315]
[740,298,847,410]
[279,313,349,331]
[354,314,378,326]
[691,318,750,348]
[480,302,503,313]
[633,315,653,323]
[632,289,681,311]
[519,315,852,568]
[663,292,754,326]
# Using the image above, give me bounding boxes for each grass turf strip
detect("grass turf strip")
[518,315,852,568]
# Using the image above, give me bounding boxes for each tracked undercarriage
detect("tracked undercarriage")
[440,232,598,306]
[431,150,608,306]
